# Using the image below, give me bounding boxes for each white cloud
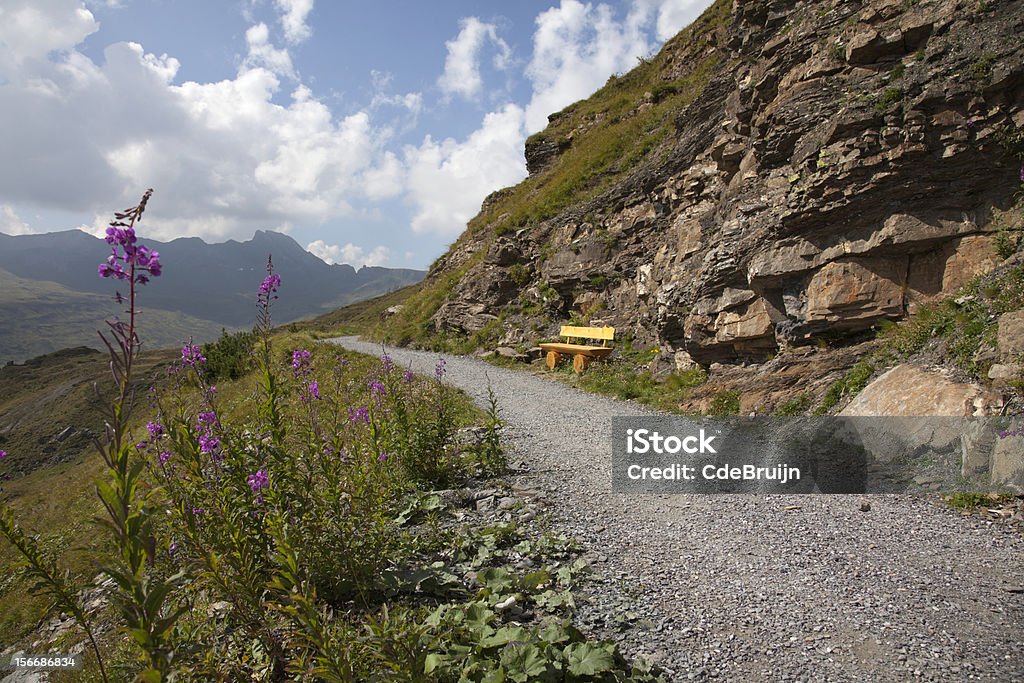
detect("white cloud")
[0,205,34,235]
[307,239,391,267]
[437,17,511,100]
[403,104,527,236]
[524,0,653,132]
[362,151,405,200]
[632,0,710,41]
[244,22,296,79]
[274,0,314,44]
[0,1,395,243]
[0,0,98,77]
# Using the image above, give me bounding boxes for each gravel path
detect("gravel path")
[330,337,1024,682]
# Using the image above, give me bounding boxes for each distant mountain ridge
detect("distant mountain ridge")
[0,229,422,362]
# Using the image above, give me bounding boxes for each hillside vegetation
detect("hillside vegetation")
[0,194,662,682]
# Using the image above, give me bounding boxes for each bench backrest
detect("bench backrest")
[560,325,615,347]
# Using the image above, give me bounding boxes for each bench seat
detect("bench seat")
[538,325,615,373]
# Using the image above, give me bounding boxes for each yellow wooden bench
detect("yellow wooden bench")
[538,325,615,374]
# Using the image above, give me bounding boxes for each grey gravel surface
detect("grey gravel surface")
[330,337,1024,682]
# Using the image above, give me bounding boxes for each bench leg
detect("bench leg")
[546,351,560,370]
[573,354,590,374]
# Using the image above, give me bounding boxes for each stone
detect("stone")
[996,310,1024,361]
[987,363,1018,381]
[841,364,1001,416]
[991,438,1024,492]
[803,257,905,326]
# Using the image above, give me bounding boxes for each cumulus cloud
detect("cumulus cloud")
[243,22,296,79]
[437,17,511,100]
[0,1,395,243]
[403,104,527,236]
[307,239,391,267]
[274,0,314,44]
[0,0,99,76]
[524,0,653,132]
[0,205,34,235]
[634,0,711,41]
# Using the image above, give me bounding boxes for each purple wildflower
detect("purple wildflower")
[181,343,206,366]
[403,369,415,384]
[98,226,162,285]
[158,450,171,465]
[197,411,218,426]
[307,380,321,400]
[247,469,269,491]
[381,352,394,372]
[191,507,204,516]
[258,273,281,301]
[0,449,6,461]
[168,542,178,556]
[146,421,165,438]
[369,378,385,400]
[349,406,370,424]
[292,349,312,373]
[1019,165,1024,183]
[435,357,447,382]
[198,434,220,454]
[378,452,389,463]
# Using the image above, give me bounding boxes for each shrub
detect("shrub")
[203,327,258,380]
[707,389,741,416]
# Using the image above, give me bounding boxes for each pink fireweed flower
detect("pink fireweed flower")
[198,434,220,453]
[181,343,206,366]
[369,378,385,400]
[98,226,162,285]
[258,273,281,302]
[292,349,312,373]
[247,469,269,491]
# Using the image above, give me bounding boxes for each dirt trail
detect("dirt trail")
[331,337,1024,682]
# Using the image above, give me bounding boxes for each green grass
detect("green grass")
[813,263,1024,414]
[944,492,1014,509]
[707,389,741,416]
[0,267,235,363]
[574,362,707,411]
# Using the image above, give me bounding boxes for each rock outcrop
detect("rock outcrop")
[414,0,1024,370]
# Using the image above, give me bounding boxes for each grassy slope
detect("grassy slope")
[0,326,485,648]
[0,346,178,644]
[368,0,733,349]
[0,268,236,363]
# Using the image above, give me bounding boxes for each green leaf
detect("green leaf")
[478,567,516,593]
[424,653,447,674]
[464,602,495,631]
[521,569,551,590]
[500,644,549,680]
[564,642,616,676]
[480,626,530,649]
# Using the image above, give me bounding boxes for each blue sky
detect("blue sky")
[0,0,713,269]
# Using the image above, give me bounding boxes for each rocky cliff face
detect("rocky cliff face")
[386,0,1024,391]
